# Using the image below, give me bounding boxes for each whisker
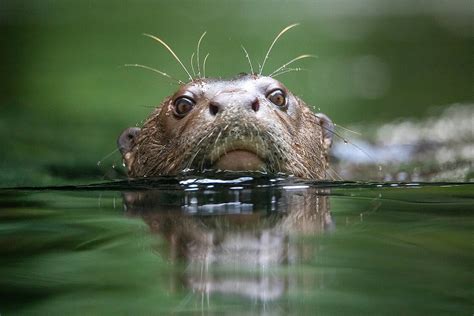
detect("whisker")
[241,45,254,75]
[202,53,210,78]
[187,146,202,171]
[190,52,196,77]
[326,166,344,181]
[196,31,207,77]
[143,33,193,81]
[123,64,184,84]
[186,128,216,170]
[198,128,218,171]
[334,123,362,136]
[268,54,316,77]
[271,67,306,78]
[324,168,335,181]
[259,23,299,76]
[320,124,382,169]
[213,129,223,148]
[97,148,120,166]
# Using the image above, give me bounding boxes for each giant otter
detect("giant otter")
[118,74,334,179]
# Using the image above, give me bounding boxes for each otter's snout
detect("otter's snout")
[209,92,259,116]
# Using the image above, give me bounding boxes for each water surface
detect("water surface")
[1,177,472,315]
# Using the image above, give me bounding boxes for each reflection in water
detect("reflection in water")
[122,180,333,304]
[0,182,472,314]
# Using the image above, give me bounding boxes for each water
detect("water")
[1,177,472,315]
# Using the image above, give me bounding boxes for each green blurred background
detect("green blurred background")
[0,0,472,186]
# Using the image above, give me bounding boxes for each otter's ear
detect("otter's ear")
[117,127,141,169]
[315,113,334,151]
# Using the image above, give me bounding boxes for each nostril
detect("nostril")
[209,102,219,116]
[251,99,259,112]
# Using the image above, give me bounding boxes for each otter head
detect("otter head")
[118,74,333,179]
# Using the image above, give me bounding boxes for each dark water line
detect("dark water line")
[0,178,472,192]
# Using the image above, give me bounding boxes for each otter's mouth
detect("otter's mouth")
[212,150,265,171]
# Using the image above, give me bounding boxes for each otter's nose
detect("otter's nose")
[209,92,260,116]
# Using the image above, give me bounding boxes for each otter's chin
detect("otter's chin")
[213,150,265,171]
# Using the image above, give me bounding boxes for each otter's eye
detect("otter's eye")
[267,89,287,108]
[173,97,195,117]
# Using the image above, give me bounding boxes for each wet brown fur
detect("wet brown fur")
[121,74,333,179]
